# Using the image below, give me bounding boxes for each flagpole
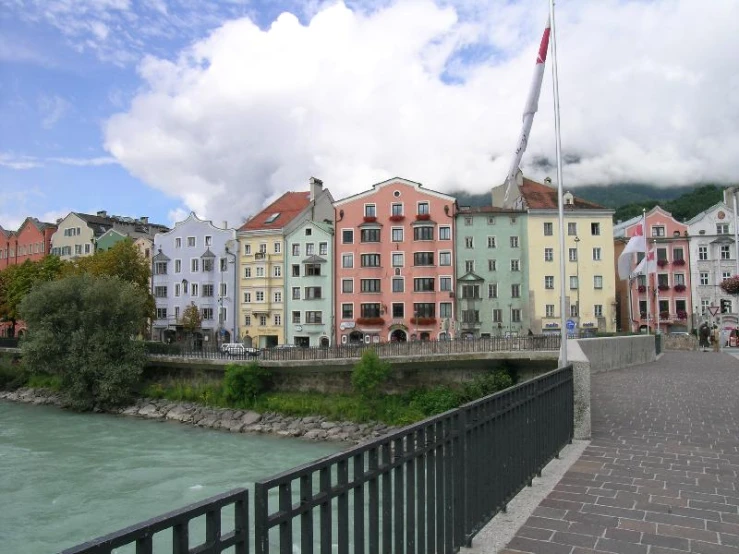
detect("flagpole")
[643,209,650,335]
[654,238,660,335]
[549,0,567,366]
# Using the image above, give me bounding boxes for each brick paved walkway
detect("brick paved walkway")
[502,351,739,553]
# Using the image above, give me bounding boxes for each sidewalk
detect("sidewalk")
[474,351,739,553]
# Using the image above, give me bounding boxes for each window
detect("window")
[274,242,281,254]
[591,222,600,236]
[493,309,502,323]
[462,310,480,323]
[723,271,732,281]
[154,286,167,298]
[190,283,199,297]
[488,283,498,298]
[292,244,300,256]
[306,311,322,324]
[567,223,577,236]
[569,248,577,262]
[464,217,473,226]
[245,267,252,278]
[544,248,554,262]
[319,242,328,256]
[465,237,474,248]
[461,284,480,299]
[392,253,404,267]
[594,304,603,317]
[392,303,404,318]
[440,277,452,291]
[511,309,521,323]
[417,202,429,215]
[305,287,322,299]
[699,246,708,260]
[202,284,214,297]
[410,225,435,243]
[361,303,381,318]
[291,265,299,277]
[256,291,264,302]
[361,254,380,267]
[592,247,602,261]
[657,247,667,262]
[84,244,90,254]
[305,263,321,276]
[700,272,709,285]
[675,299,686,313]
[244,292,251,302]
[487,216,496,225]
[543,222,553,236]
[202,258,214,272]
[361,229,380,242]
[175,238,182,248]
[413,303,435,318]
[414,252,434,266]
[187,237,196,247]
[273,265,282,277]
[721,245,731,260]
[511,284,520,298]
[391,228,404,242]
[342,253,353,268]
[305,228,312,236]
[392,203,403,216]
[545,276,554,289]
[342,279,354,293]
[673,247,684,261]
[244,244,251,255]
[156,308,167,319]
[191,259,199,272]
[361,279,381,293]
[392,278,404,293]
[652,226,665,237]
[721,299,732,314]
[439,252,451,266]
[256,267,264,277]
[292,311,301,324]
[510,260,520,271]
[570,305,579,317]
[570,276,579,289]
[546,304,555,318]
[488,259,497,271]
[465,260,475,273]
[594,275,603,289]
[274,291,282,303]
[440,303,452,318]
[259,243,267,254]
[342,304,353,319]
[364,204,376,217]
[154,262,168,275]
[174,307,180,319]
[717,223,730,234]
[414,278,435,292]
[342,230,354,244]
[292,287,300,300]
[75,244,82,255]
[701,299,710,314]
[175,259,182,273]
[487,236,496,248]
[201,307,213,320]
[510,236,519,248]
[439,226,451,240]
[259,315,267,326]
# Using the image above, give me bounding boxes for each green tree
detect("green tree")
[19,274,149,410]
[351,349,392,399]
[181,302,202,348]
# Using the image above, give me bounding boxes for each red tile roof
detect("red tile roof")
[520,178,606,210]
[239,191,311,231]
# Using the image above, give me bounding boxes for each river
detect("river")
[0,401,343,553]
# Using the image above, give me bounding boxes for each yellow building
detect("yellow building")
[494,176,616,335]
[237,178,333,348]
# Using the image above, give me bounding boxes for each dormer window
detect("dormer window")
[265,213,280,224]
[564,192,574,205]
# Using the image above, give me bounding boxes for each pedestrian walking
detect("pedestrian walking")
[699,322,710,352]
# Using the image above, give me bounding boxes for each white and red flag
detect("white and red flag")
[617,220,647,279]
[503,17,551,205]
[631,247,656,277]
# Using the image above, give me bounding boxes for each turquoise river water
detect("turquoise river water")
[0,401,343,553]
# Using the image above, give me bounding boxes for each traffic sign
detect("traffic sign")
[566,319,576,331]
[708,305,720,316]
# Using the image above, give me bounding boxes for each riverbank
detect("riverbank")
[0,387,396,445]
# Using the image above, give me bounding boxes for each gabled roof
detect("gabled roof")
[200,247,216,259]
[16,217,56,235]
[686,202,731,226]
[0,225,12,239]
[239,192,311,232]
[333,177,456,207]
[458,271,484,282]
[152,249,171,262]
[302,254,327,264]
[520,178,606,210]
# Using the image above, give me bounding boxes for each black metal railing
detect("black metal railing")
[253,365,573,553]
[0,337,19,348]
[148,335,561,362]
[62,365,573,554]
[60,488,249,554]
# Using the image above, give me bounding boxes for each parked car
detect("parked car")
[273,344,299,349]
[221,343,245,355]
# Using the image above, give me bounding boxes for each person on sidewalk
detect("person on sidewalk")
[712,325,720,352]
[699,322,710,352]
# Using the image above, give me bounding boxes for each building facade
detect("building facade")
[152,213,238,346]
[334,177,456,344]
[284,221,334,347]
[615,207,692,333]
[454,206,530,337]
[0,217,56,270]
[238,178,334,348]
[686,198,739,330]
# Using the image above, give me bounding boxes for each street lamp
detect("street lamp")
[574,236,581,323]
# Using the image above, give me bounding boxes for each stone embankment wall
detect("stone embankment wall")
[0,388,395,445]
[663,334,697,351]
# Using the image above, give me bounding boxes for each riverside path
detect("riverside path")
[497,351,739,553]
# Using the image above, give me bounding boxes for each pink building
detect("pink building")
[333,178,456,344]
[618,207,692,333]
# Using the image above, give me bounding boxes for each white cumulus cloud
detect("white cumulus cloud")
[104,0,739,225]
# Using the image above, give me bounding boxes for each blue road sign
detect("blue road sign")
[566,319,576,331]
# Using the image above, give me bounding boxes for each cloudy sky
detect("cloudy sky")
[1,0,737,230]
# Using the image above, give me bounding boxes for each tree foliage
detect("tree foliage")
[0,256,66,330]
[66,239,150,290]
[19,274,149,410]
[351,349,392,399]
[181,302,202,334]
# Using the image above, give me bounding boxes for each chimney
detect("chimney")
[309,176,323,201]
[140,216,148,224]
[97,210,107,218]
[223,221,228,229]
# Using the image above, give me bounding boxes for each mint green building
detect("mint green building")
[284,220,334,347]
[455,206,531,337]
[95,228,128,251]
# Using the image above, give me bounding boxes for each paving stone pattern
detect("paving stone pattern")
[501,352,739,553]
